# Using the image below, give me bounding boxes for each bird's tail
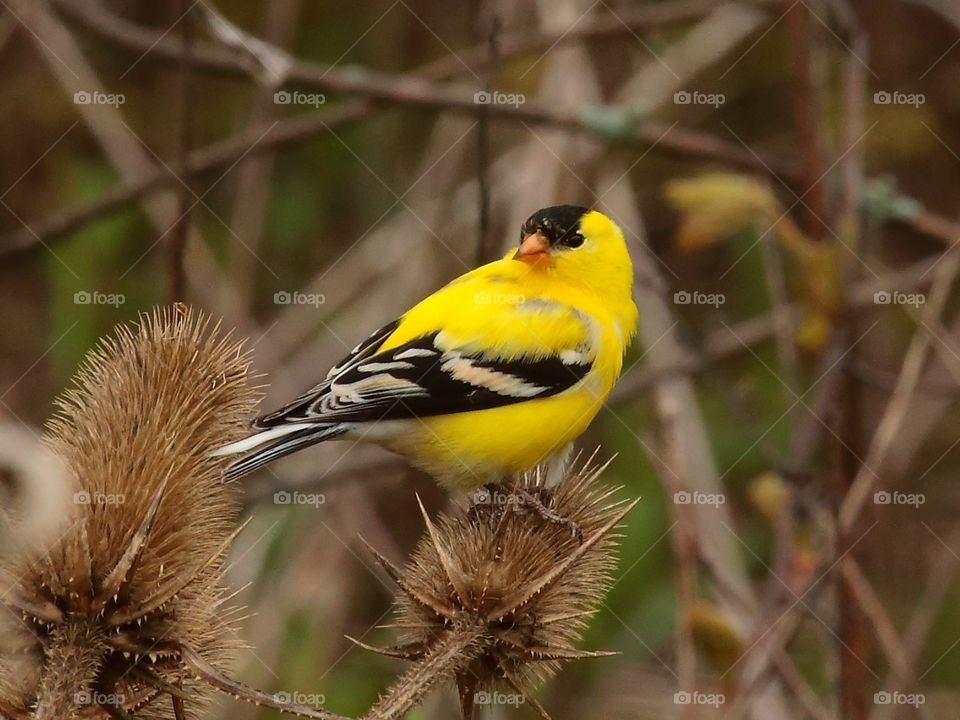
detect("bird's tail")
[212,423,347,482]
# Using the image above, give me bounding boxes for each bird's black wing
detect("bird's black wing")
[254,330,594,427]
[253,318,400,428]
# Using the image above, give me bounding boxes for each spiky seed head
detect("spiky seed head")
[0,306,259,720]
[360,456,637,720]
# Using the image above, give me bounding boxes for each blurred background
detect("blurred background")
[2,0,960,717]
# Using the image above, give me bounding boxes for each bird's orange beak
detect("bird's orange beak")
[513,232,551,264]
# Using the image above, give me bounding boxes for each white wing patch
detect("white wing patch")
[394,347,437,360]
[440,352,547,398]
[357,360,416,373]
[329,374,426,407]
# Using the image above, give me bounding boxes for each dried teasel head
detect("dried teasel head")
[0,306,259,720]
[355,455,639,720]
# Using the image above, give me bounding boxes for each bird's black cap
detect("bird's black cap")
[521,205,591,245]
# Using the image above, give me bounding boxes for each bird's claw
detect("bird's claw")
[512,486,583,544]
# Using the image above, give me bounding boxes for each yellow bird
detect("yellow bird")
[216,206,638,489]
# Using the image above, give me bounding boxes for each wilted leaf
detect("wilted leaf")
[688,602,745,675]
[665,173,780,251]
[780,228,842,315]
[747,471,789,524]
[796,311,832,352]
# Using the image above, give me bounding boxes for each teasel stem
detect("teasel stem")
[177,644,348,720]
[363,623,489,720]
[31,623,107,720]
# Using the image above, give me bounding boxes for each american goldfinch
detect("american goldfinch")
[216,205,638,488]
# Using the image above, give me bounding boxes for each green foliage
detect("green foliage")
[47,162,155,385]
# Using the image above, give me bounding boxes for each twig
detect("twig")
[265,113,479,386]
[873,529,960,720]
[612,249,951,404]
[838,249,960,532]
[834,289,871,720]
[421,0,781,81]
[178,644,350,720]
[772,652,834,720]
[9,1,960,261]
[167,0,193,303]
[785,2,829,239]
[836,0,868,230]
[1,0,243,346]
[2,0,206,253]
[831,9,871,716]
[921,315,960,386]
[654,393,697,710]
[0,102,373,257]
[3,0,275,362]
[725,577,826,719]
[199,2,293,85]
[48,0,773,158]
[474,14,499,265]
[223,0,303,309]
[759,230,800,422]
[781,335,848,484]
[0,110,762,263]
[0,3,274,384]
[840,558,913,683]
[1,0,948,268]
[53,0,778,86]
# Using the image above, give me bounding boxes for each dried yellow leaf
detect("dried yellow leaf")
[665,173,780,252]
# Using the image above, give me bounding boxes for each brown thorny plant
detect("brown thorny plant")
[0,305,637,720]
[0,306,272,720]
[354,457,639,720]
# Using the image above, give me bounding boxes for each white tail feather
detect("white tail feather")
[210,423,315,457]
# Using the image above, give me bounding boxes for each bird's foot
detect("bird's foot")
[512,487,583,544]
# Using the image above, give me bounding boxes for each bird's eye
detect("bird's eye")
[561,232,585,248]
